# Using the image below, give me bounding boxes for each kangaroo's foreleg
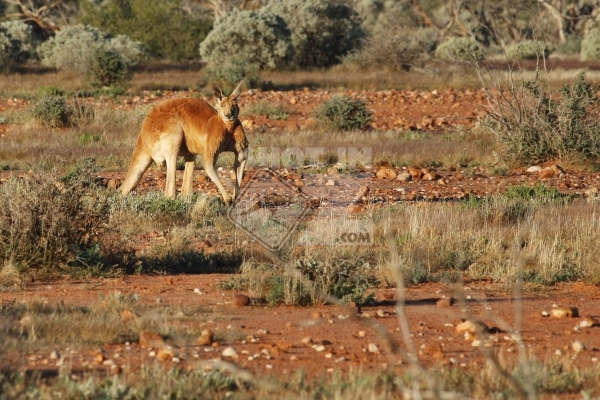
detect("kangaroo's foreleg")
[203,155,232,205]
[232,148,248,201]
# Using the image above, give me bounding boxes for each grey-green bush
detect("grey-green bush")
[581,27,600,61]
[266,0,364,68]
[353,0,420,34]
[0,26,27,72]
[484,73,600,165]
[199,8,293,72]
[505,40,552,60]
[343,26,437,71]
[37,24,147,74]
[0,164,108,271]
[434,37,483,62]
[79,0,212,62]
[316,95,372,131]
[203,59,261,89]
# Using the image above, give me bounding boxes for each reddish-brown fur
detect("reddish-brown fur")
[120,81,248,204]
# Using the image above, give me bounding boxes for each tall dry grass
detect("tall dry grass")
[377,198,600,286]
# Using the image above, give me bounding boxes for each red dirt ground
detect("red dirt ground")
[1,277,599,384]
[1,86,600,390]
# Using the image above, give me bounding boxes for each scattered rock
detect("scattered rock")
[579,316,600,328]
[139,331,165,349]
[376,167,397,180]
[358,331,367,338]
[539,164,566,179]
[50,350,60,360]
[325,179,338,186]
[198,329,214,346]
[422,169,440,181]
[456,320,489,336]
[396,172,412,182]
[527,166,542,173]
[301,337,313,345]
[312,312,323,319]
[222,347,238,358]
[368,343,379,353]
[572,340,586,353]
[551,307,579,318]
[436,297,455,307]
[233,293,251,308]
[257,329,270,335]
[407,166,424,180]
[156,346,174,361]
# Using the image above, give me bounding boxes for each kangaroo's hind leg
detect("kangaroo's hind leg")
[181,154,196,196]
[121,148,153,195]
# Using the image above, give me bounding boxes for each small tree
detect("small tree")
[435,37,484,62]
[266,0,364,68]
[581,27,600,61]
[0,25,27,72]
[79,0,212,62]
[199,8,293,71]
[505,40,552,60]
[37,24,146,74]
[0,20,38,60]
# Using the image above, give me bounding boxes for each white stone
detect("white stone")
[222,347,238,358]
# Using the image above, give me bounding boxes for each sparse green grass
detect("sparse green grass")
[246,101,291,120]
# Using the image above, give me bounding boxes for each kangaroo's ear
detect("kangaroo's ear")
[212,84,224,100]
[231,80,245,99]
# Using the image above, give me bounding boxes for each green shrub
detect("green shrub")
[505,40,552,60]
[316,95,372,131]
[108,191,198,220]
[88,50,129,88]
[37,24,146,74]
[199,8,293,72]
[265,0,364,68]
[203,59,261,89]
[0,163,108,271]
[0,26,27,72]
[77,132,101,146]
[343,26,437,71]
[434,37,483,62]
[233,257,377,306]
[80,0,211,62]
[581,27,600,61]
[484,72,600,165]
[353,0,421,34]
[31,95,76,128]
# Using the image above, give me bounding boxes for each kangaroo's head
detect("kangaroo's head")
[213,81,244,123]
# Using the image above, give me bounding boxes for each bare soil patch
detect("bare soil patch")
[1,85,599,390]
